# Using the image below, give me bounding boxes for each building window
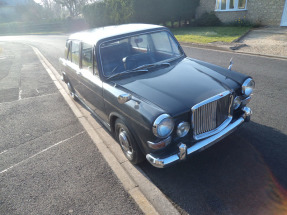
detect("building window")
[215,0,247,11]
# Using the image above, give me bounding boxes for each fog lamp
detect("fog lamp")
[176,122,190,137]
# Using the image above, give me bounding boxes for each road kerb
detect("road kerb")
[181,43,287,61]
[32,45,179,215]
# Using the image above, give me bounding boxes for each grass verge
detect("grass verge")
[171,26,251,44]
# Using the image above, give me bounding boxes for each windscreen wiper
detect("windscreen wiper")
[132,62,170,71]
[106,69,148,80]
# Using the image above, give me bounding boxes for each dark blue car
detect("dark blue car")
[60,24,254,168]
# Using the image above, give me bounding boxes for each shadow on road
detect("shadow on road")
[139,122,287,215]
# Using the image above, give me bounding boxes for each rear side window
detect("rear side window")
[65,40,70,59]
[67,41,72,61]
[71,41,80,65]
[81,43,93,73]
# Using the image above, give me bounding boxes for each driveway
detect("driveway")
[238,26,287,57]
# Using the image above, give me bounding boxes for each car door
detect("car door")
[76,42,107,122]
[64,40,81,93]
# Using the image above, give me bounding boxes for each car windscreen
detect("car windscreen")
[100,31,183,78]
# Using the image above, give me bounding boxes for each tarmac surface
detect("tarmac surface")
[0,42,143,215]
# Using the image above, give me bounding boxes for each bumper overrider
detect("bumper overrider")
[146,106,252,168]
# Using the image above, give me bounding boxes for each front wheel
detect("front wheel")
[115,119,145,164]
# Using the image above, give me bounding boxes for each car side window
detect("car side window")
[93,48,99,76]
[71,41,80,65]
[67,41,72,61]
[81,42,93,73]
[65,40,70,60]
[152,31,180,55]
[130,35,148,53]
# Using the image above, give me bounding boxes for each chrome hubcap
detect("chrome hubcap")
[119,128,133,160]
[67,83,75,98]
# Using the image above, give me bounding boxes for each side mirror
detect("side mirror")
[117,94,132,104]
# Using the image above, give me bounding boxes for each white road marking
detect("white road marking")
[0,92,59,106]
[0,150,8,155]
[0,131,85,174]
[18,89,22,100]
[36,89,39,94]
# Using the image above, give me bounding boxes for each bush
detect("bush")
[226,16,253,27]
[83,0,200,28]
[83,1,112,28]
[196,12,222,26]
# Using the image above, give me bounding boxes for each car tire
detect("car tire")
[115,118,145,164]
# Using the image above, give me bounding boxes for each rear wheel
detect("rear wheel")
[115,119,145,164]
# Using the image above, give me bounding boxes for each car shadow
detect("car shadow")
[139,122,287,215]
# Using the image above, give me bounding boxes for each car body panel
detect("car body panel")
[112,57,242,115]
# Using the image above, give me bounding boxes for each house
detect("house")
[196,0,287,26]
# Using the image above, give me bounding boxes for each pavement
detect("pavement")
[0,42,144,215]
[184,26,287,59]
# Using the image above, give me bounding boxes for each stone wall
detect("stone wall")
[196,0,286,26]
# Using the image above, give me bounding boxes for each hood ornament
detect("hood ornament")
[228,58,233,70]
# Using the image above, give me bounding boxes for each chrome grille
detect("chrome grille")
[192,91,232,140]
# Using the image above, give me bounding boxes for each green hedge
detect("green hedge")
[83,0,200,28]
[0,19,88,35]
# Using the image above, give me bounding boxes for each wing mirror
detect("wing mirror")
[117,94,132,104]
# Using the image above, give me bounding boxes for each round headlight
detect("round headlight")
[153,114,174,138]
[176,122,190,137]
[242,78,255,96]
[233,96,241,110]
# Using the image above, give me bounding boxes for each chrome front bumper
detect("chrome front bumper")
[146,107,252,168]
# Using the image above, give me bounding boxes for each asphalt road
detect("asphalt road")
[1,35,287,215]
[0,41,142,214]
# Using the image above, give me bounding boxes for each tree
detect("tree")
[106,0,133,24]
[83,0,200,27]
[83,1,111,27]
[54,0,90,17]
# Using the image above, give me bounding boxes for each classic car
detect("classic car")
[59,24,254,168]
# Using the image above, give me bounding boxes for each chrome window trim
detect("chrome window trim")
[191,91,233,140]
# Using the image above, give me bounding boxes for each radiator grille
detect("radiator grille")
[192,92,232,139]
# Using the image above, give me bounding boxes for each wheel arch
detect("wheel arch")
[109,112,146,155]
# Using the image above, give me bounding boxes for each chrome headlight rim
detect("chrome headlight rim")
[153,114,174,138]
[242,78,255,96]
[176,121,190,137]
